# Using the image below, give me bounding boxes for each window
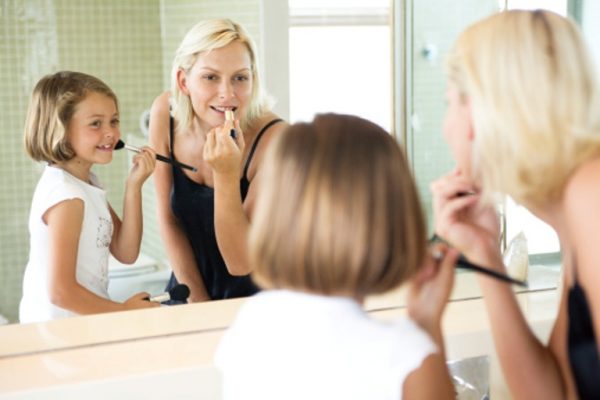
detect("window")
[500,0,568,255]
[288,0,392,131]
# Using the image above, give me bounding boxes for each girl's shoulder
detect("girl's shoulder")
[30,167,89,217]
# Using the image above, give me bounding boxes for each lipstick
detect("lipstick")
[225,109,236,139]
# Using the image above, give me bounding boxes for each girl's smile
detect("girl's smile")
[60,91,120,181]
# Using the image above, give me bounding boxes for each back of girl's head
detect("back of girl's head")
[24,71,118,163]
[446,10,600,207]
[171,19,271,133]
[249,113,427,299]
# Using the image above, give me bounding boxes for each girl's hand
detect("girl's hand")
[430,169,501,269]
[407,245,459,334]
[203,119,246,176]
[128,146,157,187]
[123,292,160,310]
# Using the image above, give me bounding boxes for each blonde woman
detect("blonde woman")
[216,114,457,400]
[432,10,600,399]
[149,19,286,303]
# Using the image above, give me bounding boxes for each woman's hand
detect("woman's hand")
[407,245,459,335]
[203,119,246,177]
[128,146,157,187]
[430,169,501,269]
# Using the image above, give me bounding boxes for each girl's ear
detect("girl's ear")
[176,69,190,96]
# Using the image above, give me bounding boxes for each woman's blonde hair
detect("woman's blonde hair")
[24,71,118,163]
[170,19,271,133]
[249,113,427,299]
[446,10,600,207]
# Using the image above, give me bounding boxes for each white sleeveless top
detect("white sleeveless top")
[19,166,113,323]
[215,290,437,400]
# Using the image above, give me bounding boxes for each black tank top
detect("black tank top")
[166,117,283,300]
[567,262,600,398]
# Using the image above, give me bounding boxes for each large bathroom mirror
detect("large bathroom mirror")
[0,0,590,326]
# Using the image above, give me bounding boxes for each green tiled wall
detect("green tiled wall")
[407,0,498,232]
[0,0,263,323]
[160,1,263,88]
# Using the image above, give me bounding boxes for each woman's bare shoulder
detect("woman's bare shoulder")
[562,158,600,244]
[252,112,287,135]
[150,91,171,116]
[148,91,172,149]
[564,158,600,204]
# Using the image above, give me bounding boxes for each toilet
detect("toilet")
[108,254,171,302]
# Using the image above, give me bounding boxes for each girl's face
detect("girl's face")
[179,40,253,131]
[443,84,474,181]
[67,91,120,170]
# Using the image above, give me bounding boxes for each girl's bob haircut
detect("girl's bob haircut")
[249,113,427,299]
[24,71,118,164]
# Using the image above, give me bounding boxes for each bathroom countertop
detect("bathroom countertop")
[0,264,560,359]
[0,264,561,398]
[0,288,559,398]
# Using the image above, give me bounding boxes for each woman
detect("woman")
[149,19,286,302]
[432,10,600,399]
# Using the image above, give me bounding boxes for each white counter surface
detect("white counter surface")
[0,266,560,399]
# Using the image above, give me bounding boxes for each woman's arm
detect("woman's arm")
[431,171,567,399]
[205,116,286,276]
[45,199,157,314]
[148,92,209,302]
[477,262,568,399]
[110,147,156,263]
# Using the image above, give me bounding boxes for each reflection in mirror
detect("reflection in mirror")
[288,0,392,130]
[1,0,579,325]
[0,0,270,324]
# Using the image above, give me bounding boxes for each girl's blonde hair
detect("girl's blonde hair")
[24,71,118,163]
[446,10,600,207]
[170,19,271,133]
[249,113,427,299]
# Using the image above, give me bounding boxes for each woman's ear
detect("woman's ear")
[466,100,475,141]
[176,69,190,96]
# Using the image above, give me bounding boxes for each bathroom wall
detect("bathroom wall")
[0,0,264,323]
[406,0,498,226]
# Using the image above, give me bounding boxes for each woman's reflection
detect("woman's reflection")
[148,19,287,303]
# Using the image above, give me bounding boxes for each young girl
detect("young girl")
[20,71,160,323]
[215,114,457,400]
[148,19,287,303]
[432,10,600,399]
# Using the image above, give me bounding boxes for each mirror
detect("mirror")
[1,0,578,326]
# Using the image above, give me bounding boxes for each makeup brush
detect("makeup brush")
[430,234,527,287]
[114,140,197,172]
[455,255,527,287]
[225,110,236,139]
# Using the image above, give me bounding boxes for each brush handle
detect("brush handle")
[430,234,527,287]
[125,144,197,172]
[456,256,527,287]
